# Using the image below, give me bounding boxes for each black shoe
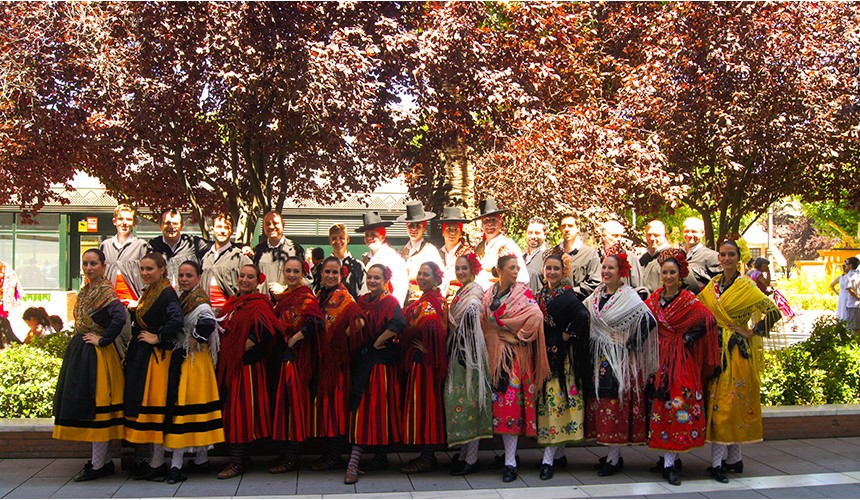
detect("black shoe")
[166,467,187,485]
[709,465,729,483]
[538,454,567,470]
[451,460,480,476]
[593,456,607,470]
[132,463,153,480]
[490,454,520,470]
[539,463,554,480]
[185,460,212,474]
[597,456,624,477]
[649,456,683,473]
[74,461,114,482]
[723,460,744,473]
[502,465,518,483]
[663,466,681,486]
[144,464,169,482]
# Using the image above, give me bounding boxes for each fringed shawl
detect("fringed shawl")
[317,283,363,395]
[217,292,280,385]
[402,288,449,379]
[179,285,218,366]
[586,284,658,403]
[447,281,491,410]
[74,276,118,335]
[481,282,550,389]
[275,285,324,382]
[645,288,720,393]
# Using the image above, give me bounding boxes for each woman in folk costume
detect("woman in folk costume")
[162,261,225,484]
[53,249,126,482]
[585,253,657,477]
[445,253,492,477]
[481,254,550,483]
[398,261,449,474]
[124,252,184,481]
[644,249,720,487]
[216,264,281,479]
[536,254,590,480]
[698,240,781,483]
[270,256,324,474]
[310,256,363,471]
[344,264,405,484]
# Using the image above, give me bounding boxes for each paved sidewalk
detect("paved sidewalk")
[0,437,858,498]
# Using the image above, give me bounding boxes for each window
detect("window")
[14,233,60,290]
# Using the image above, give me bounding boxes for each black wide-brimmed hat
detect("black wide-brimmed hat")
[396,200,436,223]
[355,212,394,233]
[437,206,471,224]
[474,197,508,219]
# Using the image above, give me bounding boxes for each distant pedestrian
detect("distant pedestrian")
[830,257,860,335]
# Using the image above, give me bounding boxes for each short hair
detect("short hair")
[645,220,666,234]
[846,257,860,269]
[559,213,578,225]
[329,223,347,236]
[212,214,233,231]
[527,217,547,232]
[48,315,64,331]
[754,257,770,270]
[160,208,182,223]
[82,248,106,265]
[113,203,136,221]
[178,260,203,276]
[602,220,625,235]
[311,247,325,261]
[263,210,282,223]
[683,217,705,232]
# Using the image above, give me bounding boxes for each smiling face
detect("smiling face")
[601,256,621,288]
[454,256,474,285]
[480,215,502,238]
[322,260,342,289]
[139,257,165,285]
[113,209,135,238]
[365,265,387,294]
[416,264,437,292]
[282,259,304,289]
[329,230,349,254]
[645,222,667,252]
[406,221,425,242]
[364,229,384,253]
[543,257,564,289]
[263,212,284,241]
[238,265,259,294]
[212,218,233,245]
[443,223,462,247]
[718,243,740,274]
[177,263,201,292]
[160,212,182,241]
[81,251,106,282]
[660,260,681,290]
[526,222,546,250]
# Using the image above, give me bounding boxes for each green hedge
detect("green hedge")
[28,332,72,359]
[0,344,62,418]
[762,315,860,405]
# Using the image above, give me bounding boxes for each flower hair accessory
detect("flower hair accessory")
[465,252,482,276]
[657,248,689,279]
[615,253,631,278]
[432,265,444,284]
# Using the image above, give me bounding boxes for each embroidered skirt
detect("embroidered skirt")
[586,392,648,445]
[537,364,585,446]
[706,341,763,444]
[491,361,538,437]
[444,361,493,448]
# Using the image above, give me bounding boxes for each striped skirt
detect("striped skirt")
[350,364,401,446]
[312,372,348,438]
[163,347,224,449]
[222,362,272,444]
[402,361,446,446]
[124,349,172,444]
[272,360,311,442]
[53,343,125,442]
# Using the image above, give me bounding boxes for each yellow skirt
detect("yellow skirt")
[705,343,763,444]
[536,369,585,446]
[164,347,225,449]
[53,344,125,442]
[124,348,172,444]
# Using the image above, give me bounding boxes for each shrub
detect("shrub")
[0,344,62,418]
[761,348,826,405]
[28,332,72,359]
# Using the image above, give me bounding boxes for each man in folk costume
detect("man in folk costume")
[398,201,446,305]
[681,217,720,294]
[100,204,151,307]
[639,220,673,294]
[544,214,601,302]
[357,212,409,306]
[327,224,365,300]
[251,211,305,300]
[148,208,212,287]
[473,197,529,290]
[0,260,23,347]
[437,206,474,304]
[201,214,252,314]
[597,220,647,298]
[523,217,548,295]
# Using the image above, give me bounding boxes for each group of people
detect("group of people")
[52,198,784,488]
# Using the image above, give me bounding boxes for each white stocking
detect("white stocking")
[542,447,556,466]
[502,434,518,467]
[663,452,677,469]
[91,442,111,469]
[194,447,209,465]
[712,443,727,468]
[463,440,480,465]
[607,446,621,466]
[149,444,165,468]
[171,448,186,469]
[727,444,742,464]
[554,447,565,459]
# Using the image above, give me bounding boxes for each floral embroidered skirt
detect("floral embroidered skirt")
[647,362,706,452]
[706,344,763,444]
[444,361,493,447]
[491,361,538,436]
[586,392,647,445]
[537,366,585,446]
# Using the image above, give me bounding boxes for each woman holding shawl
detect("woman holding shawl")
[53,249,127,482]
[481,254,549,483]
[344,264,405,484]
[585,253,657,477]
[445,253,492,477]
[536,254,590,480]
[124,252,184,481]
[310,256,363,471]
[216,264,280,479]
[399,261,449,474]
[698,240,781,483]
[270,256,324,474]
[162,261,225,484]
[644,249,720,487]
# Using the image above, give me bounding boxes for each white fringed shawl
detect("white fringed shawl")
[181,302,219,367]
[446,281,491,410]
[586,284,658,403]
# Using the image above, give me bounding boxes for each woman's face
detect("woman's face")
[139,258,164,285]
[661,261,681,290]
[282,260,304,288]
[454,256,473,285]
[498,259,519,286]
[365,266,387,294]
[601,257,621,287]
[177,263,201,292]
[543,258,564,289]
[719,243,740,272]
[416,264,437,292]
[81,252,106,281]
[237,266,259,294]
[322,261,342,289]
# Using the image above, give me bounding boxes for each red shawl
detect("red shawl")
[401,289,448,380]
[218,292,281,385]
[275,285,324,381]
[645,288,721,390]
[355,291,400,351]
[317,283,363,394]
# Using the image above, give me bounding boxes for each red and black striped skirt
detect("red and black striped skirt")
[402,361,446,446]
[272,360,311,442]
[222,362,272,444]
[312,372,348,438]
[349,364,401,446]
